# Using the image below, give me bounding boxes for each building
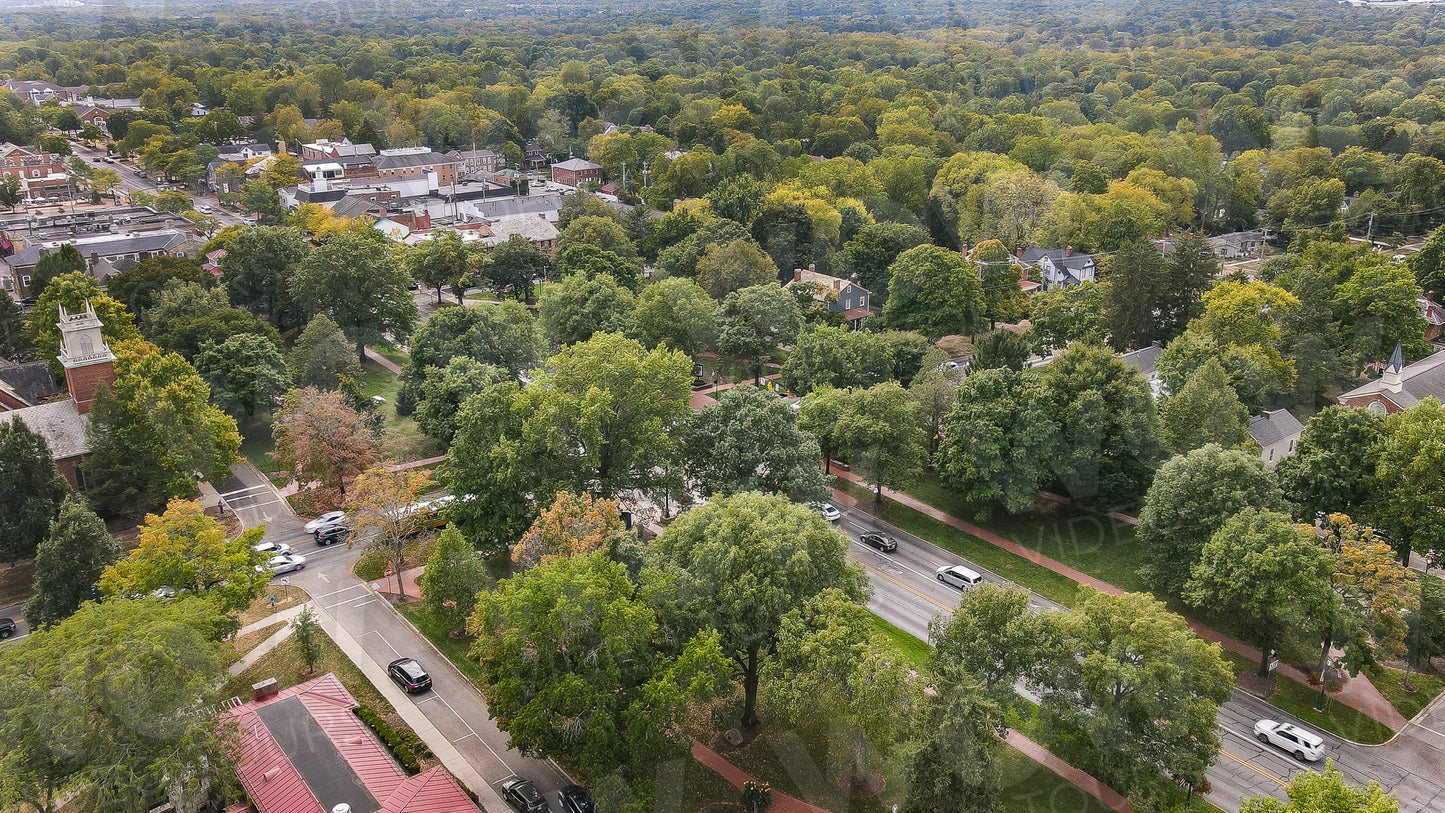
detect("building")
[226,673,480,813]
[1420,293,1444,343]
[447,148,503,174]
[72,106,112,132]
[1337,344,1445,415]
[0,358,59,411]
[550,157,603,188]
[373,148,462,188]
[1207,229,1271,259]
[1,80,86,104]
[1118,341,1166,399]
[523,139,547,170]
[785,265,872,326]
[479,213,558,254]
[1013,246,1097,289]
[1,228,190,298]
[0,143,72,201]
[1249,409,1304,469]
[300,138,377,162]
[1,301,117,486]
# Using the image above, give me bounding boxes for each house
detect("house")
[479,213,559,254]
[0,358,59,411]
[373,148,461,188]
[550,157,603,188]
[523,139,548,170]
[1,301,117,486]
[1,229,190,298]
[785,265,872,326]
[1337,344,1445,415]
[1,80,85,105]
[201,248,226,278]
[0,143,72,201]
[446,148,503,174]
[1013,246,1097,290]
[1207,229,1271,259]
[300,138,377,162]
[1420,293,1444,343]
[72,106,112,132]
[226,673,480,813]
[1118,341,1166,399]
[1249,409,1304,468]
[217,142,273,162]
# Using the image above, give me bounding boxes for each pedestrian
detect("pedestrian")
[269,594,275,609]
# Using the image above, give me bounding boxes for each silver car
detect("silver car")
[303,511,348,534]
[258,553,307,575]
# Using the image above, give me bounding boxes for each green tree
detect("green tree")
[971,328,1030,372]
[647,492,868,727]
[901,677,1005,813]
[716,284,803,382]
[696,239,779,300]
[271,386,378,498]
[193,333,289,419]
[750,201,814,277]
[289,313,363,390]
[537,273,635,346]
[27,273,139,364]
[1038,342,1165,509]
[1025,281,1106,355]
[1161,233,1219,338]
[838,382,928,505]
[24,496,118,629]
[798,385,850,475]
[292,607,323,674]
[1159,358,1254,454]
[1185,509,1336,675]
[219,226,308,323]
[780,325,894,395]
[1407,224,1445,303]
[557,215,639,263]
[684,385,830,502]
[414,357,508,443]
[929,583,1058,707]
[406,230,472,305]
[1102,239,1168,351]
[1333,263,1428,365]
[883,245,984,340]
[0,293,30,361]
[485,234,549,300]
[1137,444,1284,594]
[99,497,267,613]
[0,418,70,563]
[405,299,544,379]
[0,174,22,212]
[154,190,190,214]
[973,239,1027,329]
[937,368,1058,519]
[631,277,717,354]
[419,527,492,633]
[557,244,641,291]
[1239,761,1398,813]
[1313,515,1419,679]
[1373,398,1445,566]
[290,230,419,364]
[28,244,86,301]
[470,551,730,781]
[103,255,209,317]
[836,222,929,303]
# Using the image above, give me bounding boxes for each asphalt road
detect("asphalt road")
[832,503,1445,812]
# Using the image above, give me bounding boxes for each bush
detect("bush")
[741,781,772,813]
[354,550,387,581]
[355,705,422,773]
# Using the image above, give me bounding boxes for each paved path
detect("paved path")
[834,470,1407,731]
[689,738,832,813]
[228,618,296,677]
[363,347,403,374]
[1004,731,1132,813]
[220,460,305,538]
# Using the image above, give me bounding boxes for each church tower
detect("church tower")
[57,300,117,414]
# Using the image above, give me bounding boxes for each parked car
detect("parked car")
[936,564,984,589]
[252,541,291,556]
[558,785,594,813]
[315,525,352,546]
[387,657,432,694]
[858,531,898,552]
[500,777,549,813]
[258,553,306,575]
[810,502,841,522]
[0,617,16,639]
[304,510,348,535]
[1254,719,1324,761]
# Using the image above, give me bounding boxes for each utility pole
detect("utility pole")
[1366,211,1377,245]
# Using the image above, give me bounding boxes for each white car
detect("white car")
[304,511,348,534]
[197,203,213,214]
[936,564,985,589]
[258,553,307,575]
[252,541,291,556]
[811,502,842,522]
[1254,719,1324,762]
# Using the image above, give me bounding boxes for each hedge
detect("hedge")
[355,704,421,773]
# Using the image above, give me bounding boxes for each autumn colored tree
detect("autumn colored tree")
[345,463,431,599]
[511,491,630,569]
[271,386,378,497]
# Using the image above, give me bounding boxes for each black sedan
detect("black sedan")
[387,657,432,694]
[859,531,898,552]
[501,777,549,813]
[558,785,594,813]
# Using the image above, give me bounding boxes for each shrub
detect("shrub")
[355,705,421,773]
[354,550,387,581]
[741,781,772,813]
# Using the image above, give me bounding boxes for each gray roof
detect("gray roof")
[215,142,269,156]
[1249,409,1304,447]
[552,157,601,172]
[331,195,387,219]
[1337,348,1445,410]
[4,230,188,268]
[373,151,457,170]
[1020,246,1095,272]
[1118,343,1163,377]
[3,399,88,459]
[469,193,565,221]
[0,360,59,406]
[255,695,378,813]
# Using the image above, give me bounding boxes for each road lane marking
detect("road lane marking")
[352,600,376,608]
[317,573,330,584]
[851,557,955,614]
[219,484,272,497]
[1217,748,1287,786]
[314,583,368,600]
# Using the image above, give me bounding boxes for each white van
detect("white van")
[936,564,985,589]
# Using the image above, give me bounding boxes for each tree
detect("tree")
[419,527,491,633]
[1239,761,1398,813]
[405,299,544,379]
[290,230,418,363]
[1373,398,1445,566]
[485,234,549,300]
[1102,239,1168,351]
[1185,509,1336,675]
[1334,263,1428,366]
[557,245,640,291]
[883,245,984,340]
[1408,225,1445,303]
[511,491,632,569]
[219,226,308,323]
[1191,280,1300,396]
[780,325,894,395]
[292,607,323,674]
[973,239,1027,329]
[1037,342,1165,509]
[685,385,831,503]
[27,273,139,363]
[838,382,927,505]
[271,386,378,497]
[937,368,1058,519]
[346,463,431,599]
[1025,281,1106,355]
[537,273,635,346]
[0,599,235,813]
[104,255,209,317]
[798,385,850,475]
[290,313,363,390]
[470,551,730,781]
[929,583,1057,707]
[971,328,1030,372]
[647,492,869,727]
[632,276,717,355]
[1404,578,1445,682]
[1159,358,1254,454]
[1037,589,1234,794]
[99,497,268,613]
[29,244,87,301]
[193,334,289,419]
[0,293,30,361]
[750,201,814,276]
[901,677,1005,813]
[406,230,472,305]
[414,357,507,443]
[1313,516,1419,682]
[836,222,929,302]
[716,284,803,382]
[1161,233,1219,338]
[84,341,242,517]
[695,239,779,300]
[0,174,22,211]
[0,418,70,563]
[24,496,118,629]
[240,178,282,222]
[556,215,639,263]
[1137,444,1284,594]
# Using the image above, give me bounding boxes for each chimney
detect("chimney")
[808,264,815,274]
[832,278,841,292]
[251,677,278,701]
[793,268,802,282]
[1015,247,1023,259]
[1065,246,1073,257]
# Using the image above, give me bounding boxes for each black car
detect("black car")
[859,531,898,552]
[387,657,432,694]
[0,617,15,639]
[558,785,594,813]
[500,777,549,813]
[315,525,352,546]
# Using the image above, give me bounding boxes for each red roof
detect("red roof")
[227,673,477,813]
[842,307,870,321]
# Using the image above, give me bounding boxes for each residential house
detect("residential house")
[785,265,872,326]
[226,673,480,813]
[523,139,548,170]
[1118,341,1166,398]
[300,138,377,162]
[479,213,559,254]
[373,148,462,188]
[1,80,85,104]
[551,157,603,188]
[1249,409,1304,468]
[1013,246,1097,290]
[217,142,272,162]
[1207,229,1271,259]
[1,228,190,298]
[1,301,117,486]
[72,106,112,132]
[1420,293,1444,343]
[1337,344,1445,415]
[201,248,226,278]
[447,148,503,173]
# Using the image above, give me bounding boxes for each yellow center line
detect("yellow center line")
[851,556,957,614]
[1217,747,1287,786]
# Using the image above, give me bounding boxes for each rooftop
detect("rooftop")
[1248,409,1305,447]
[3,399,88,459]
[1338,347,1445,410]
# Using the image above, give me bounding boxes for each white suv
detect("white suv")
[1254,719,1324,761]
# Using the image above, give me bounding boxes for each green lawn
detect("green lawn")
[394,601,488,688]
[1266,678,1396,745]
[220,624,396,716]
[868,614,932,670]
[996,745,1117,813]
[238,415,279,473]
[1364,664,1445,720]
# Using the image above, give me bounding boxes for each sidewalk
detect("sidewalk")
[363,346,403,374]
[833,470,1408,731]
[689,739,830,813]
[228,619,296,677]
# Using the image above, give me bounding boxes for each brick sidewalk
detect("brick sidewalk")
[833,470,1408,732]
